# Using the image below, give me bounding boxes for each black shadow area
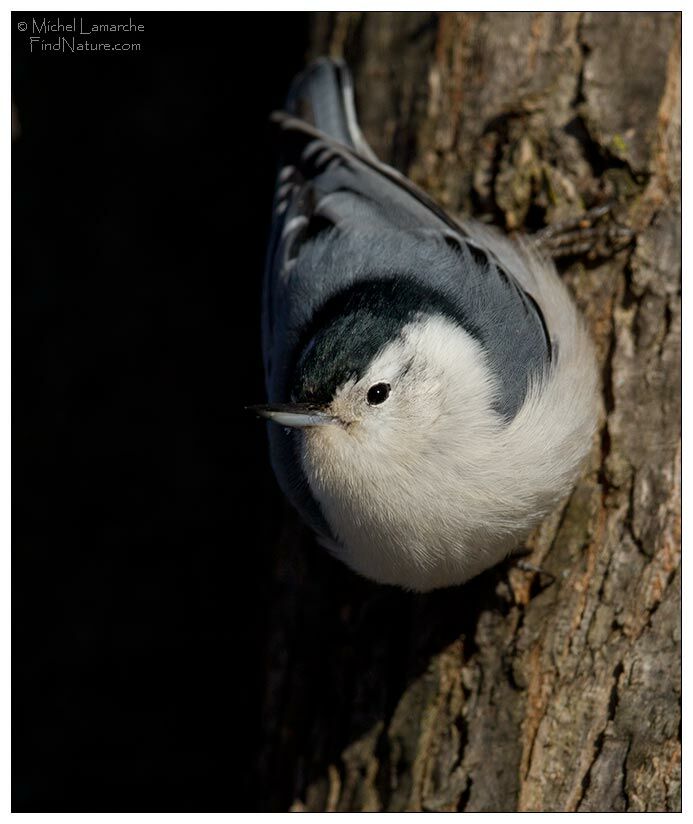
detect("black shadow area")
[12,11,309,811]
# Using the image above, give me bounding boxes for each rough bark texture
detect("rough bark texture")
[256,12,681,812]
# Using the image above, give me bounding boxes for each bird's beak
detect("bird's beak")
[246,403,340,429]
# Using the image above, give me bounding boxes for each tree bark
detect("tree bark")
[256,12,681,812]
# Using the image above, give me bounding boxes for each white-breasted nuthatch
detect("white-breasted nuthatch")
[252,58,599,592]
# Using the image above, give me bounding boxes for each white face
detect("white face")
[319,329,443,450]
[298,314,504,584]
[303,314,499,457]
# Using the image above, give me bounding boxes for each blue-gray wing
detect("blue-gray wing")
[263,115,552,410]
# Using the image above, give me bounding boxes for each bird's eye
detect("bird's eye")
[367,382,391,405]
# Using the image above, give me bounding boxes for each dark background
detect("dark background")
[12,11,310,810]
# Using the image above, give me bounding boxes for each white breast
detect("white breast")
[300,249,598,591]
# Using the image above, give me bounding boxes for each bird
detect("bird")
[251,57,599,592]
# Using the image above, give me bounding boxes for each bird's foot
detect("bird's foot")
[506,547,556,601]
[514,558,556,586]
[533,202,633,261]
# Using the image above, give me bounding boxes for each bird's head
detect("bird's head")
[252,280,504,576]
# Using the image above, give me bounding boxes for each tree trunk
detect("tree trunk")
[256,12,681,812]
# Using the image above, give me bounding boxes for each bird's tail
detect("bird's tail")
[284,57,377,161]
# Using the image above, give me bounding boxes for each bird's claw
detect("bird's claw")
[533,201,633,261]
